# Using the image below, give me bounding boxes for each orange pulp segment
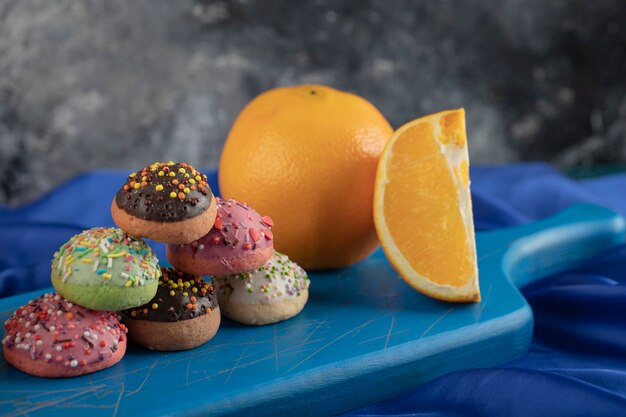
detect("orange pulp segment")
[373,108,480,302]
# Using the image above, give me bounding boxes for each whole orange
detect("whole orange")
[219,85,393,269]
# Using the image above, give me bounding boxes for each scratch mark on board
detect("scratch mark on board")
[126,358,160,396]
[0,385,107,398]
[475,282,494,323]
[85,365,154,385]
[165,340,265,365]
[420,307,454,338]
[225,334,257,385]
[111,384,125,417]
[5,388,100,417]
[287,317,380,372]
[354,312,391,337]
[196,354,277,383]
[384,315,396,349]
[357,329,409,345]
[303,318,327,343]
[185,351,196,387]
[51,402,115,410]
[273,324,279,370]
[86,375,105,400]
[280,338,324,353]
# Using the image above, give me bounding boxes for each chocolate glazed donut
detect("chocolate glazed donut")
[111,161,218,244]
[122,267,221,351]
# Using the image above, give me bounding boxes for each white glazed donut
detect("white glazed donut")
[212,252,310,325]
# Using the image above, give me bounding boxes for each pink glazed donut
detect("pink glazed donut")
[2,293,127,378]
[166,198,274,276]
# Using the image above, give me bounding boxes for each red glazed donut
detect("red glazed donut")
[2,293,127,378]
[166,198,274,276]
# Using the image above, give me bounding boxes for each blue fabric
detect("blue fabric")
[1,162,626,416]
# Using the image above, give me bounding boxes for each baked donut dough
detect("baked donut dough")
[122,267,220,351]
[51,227,160,311]
[167,197,274,276]
[2,293,127,378]
[213,252,309,325]
[111,161,217,244]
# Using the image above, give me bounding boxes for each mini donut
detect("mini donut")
[2,293,127,378]
[212,252,310,325]
[111,161,217,244]
[166,197,274,276]
[51,227,160,311]
[122,267,220,351]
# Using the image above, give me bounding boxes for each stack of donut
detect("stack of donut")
[2,161,309,378]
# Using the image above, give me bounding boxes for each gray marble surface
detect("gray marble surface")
[1,0,625,205]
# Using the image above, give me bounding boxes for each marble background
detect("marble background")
[1,0,625,205]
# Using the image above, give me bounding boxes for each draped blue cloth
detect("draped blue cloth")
[1,163,626,416]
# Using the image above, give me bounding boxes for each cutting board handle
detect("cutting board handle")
[492,204,626,289]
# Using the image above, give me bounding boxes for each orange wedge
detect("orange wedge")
[373,109,480,302]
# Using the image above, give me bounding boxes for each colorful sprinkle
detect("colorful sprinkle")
[122,267,217,322]
[213,252,309,304]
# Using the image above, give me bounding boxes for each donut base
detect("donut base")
[219,291,308,326]
[3,339,126,378]
[111,196,217,245]
[124,307,221,351]
[52,276,158,311]
[166,245,273,276]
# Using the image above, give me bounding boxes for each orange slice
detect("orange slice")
[373,109,480,302]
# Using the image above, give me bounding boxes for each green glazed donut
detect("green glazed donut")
[51,227,160,311]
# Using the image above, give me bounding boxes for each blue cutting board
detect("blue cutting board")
[0,204,624,416]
